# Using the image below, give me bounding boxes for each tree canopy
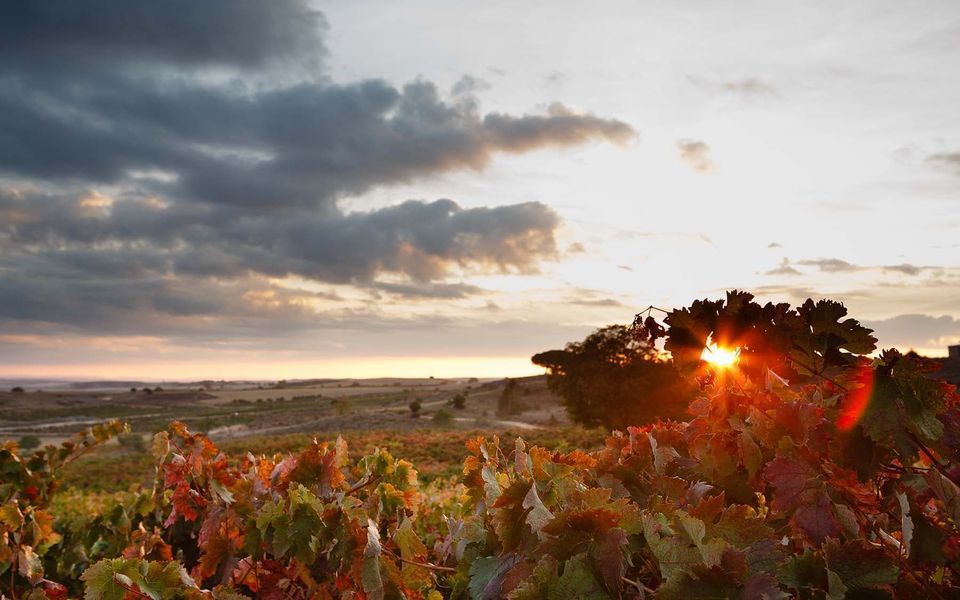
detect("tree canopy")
[532,324,694,429]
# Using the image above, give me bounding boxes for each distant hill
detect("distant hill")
[68,380,157,390]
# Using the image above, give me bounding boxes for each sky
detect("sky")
[1,0,959,380]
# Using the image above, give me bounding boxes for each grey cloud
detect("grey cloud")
[676,139,714,172]
[688,76,777,98]
[797,258,861,272]
[370,281,486,300]
[482,104,635,153]
[927,152,960,174]
[0,1,636,337]
[545,71,567,87]
[795,258,933,276]
[563,288,629,309]
[451,75,491,97]
[2,77,632,209]
[567,298,627,308]
[719,78,777,96]
[0,0,326,72]
[883,263,924,276]
[2,189,559,287]
[766,258,801,276]
[864,314,960,353]
[752,285,823,303]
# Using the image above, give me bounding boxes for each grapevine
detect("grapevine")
[2,291,959,598]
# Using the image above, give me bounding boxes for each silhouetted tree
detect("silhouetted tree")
[532,324,694,430]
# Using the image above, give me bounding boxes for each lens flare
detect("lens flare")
[701,337,740,368]
[837,365,875,431]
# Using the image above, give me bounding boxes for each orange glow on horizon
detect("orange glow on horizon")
[0,356,541,382]
[701,337,741,368]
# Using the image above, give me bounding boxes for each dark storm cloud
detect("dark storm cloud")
[0,1,636,336]
[2,189,559,283]
[0,0,326,71]
[0,76,630,209]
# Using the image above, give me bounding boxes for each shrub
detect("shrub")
[17,434,41,450]
[195,417,215,432]
[409,399,422,418]
[451,393,466,410]
[117,433,146,453]
[432,408,453,426]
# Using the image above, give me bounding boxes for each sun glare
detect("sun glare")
[701,338,740,368]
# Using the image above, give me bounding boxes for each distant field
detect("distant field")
[5,374,592,495]
[0,374,567,448]
[206,378,467,404]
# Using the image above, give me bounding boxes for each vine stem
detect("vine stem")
[906,429,960,488]
[346,475,380,495]
[786,356,849,391]
[382,548,456,573]
[860,504,949,600]
[621,576,655,595]
[112,575,154,599]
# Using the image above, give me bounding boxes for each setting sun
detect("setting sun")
[701,337,741,368]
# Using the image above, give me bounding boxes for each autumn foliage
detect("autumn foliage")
[3,291,960,598]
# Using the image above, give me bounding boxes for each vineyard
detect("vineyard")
[3,291,960,598]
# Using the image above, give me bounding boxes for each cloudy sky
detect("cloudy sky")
[1,0,959,380]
